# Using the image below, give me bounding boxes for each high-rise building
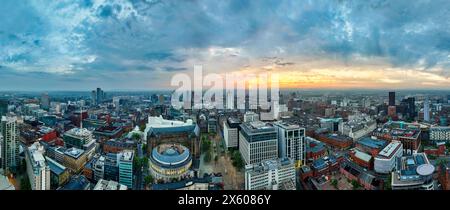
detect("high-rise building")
[41,93,50,110]
[0,99,7,117]
[400,97,416,120]
[1,116,20,172]
[273,121,306,167]
[223,117,241,149]
[104,153,119,182]
[239,121,278,165]
[25,142,50,190]
[118,150,134,188]
[424,98,430,122]
[245,158,296,190]
[389,91,395,106]
[91,88,105,106]
[93,156,105,182]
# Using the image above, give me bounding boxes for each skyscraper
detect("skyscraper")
[25,142,51,190]
[41,93,50,110]
[91,88,105,106]
[424,98,430,122]
[273,121,306,168]
[1,116,20,172]
[0,99,7,117]
[389,91,395,106]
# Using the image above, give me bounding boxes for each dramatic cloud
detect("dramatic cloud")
[0,0,449,90]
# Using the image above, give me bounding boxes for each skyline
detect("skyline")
[1,0,450,90]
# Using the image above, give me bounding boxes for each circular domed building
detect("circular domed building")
[149,144,192,181]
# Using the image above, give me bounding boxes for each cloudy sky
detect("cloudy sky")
[0,0,449,91]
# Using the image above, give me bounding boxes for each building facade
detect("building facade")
[118,150,134,188]
[245,158,296,190]
[430,127,450,142]
[25,142,51,190]
[1,116,20,172]
[274,121,305,167]
[239,121,278,165]
[223,117,241,149]
[374,141,403,174]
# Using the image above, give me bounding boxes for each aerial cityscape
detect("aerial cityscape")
[1,0,450,193]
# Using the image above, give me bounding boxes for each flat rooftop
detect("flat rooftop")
[240,121,275,135]
[357,137,387,149]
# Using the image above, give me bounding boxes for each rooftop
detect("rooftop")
[64,147,85,159]
[357,137,387,150]
[240,121,275,135]
[377,141,402,159]
[93,179,127,190]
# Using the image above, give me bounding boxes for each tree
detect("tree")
[144,175,154,186]
[384,174,392,190]
[351,180,361,190]
[133,157,143,171]
[139,124,146,132]
[142,157,149,170]
[142,144,148,154]
[204,151,212,163]
[132,132,141,141]
[231,151,244,169]
[202,137,211,153]
[20,175,31,190]
[331,179,338,189]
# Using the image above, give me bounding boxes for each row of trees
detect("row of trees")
[202,135,213,163]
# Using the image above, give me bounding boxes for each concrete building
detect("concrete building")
[93,156,105,182]
[118,150,134,188]
[63,147,88,173]
[374,140,403,174]
[46,157,70,189]
[1,116,20,172]
[0,174,14,190]
[93,179,127,190]
[430,126,450,142]
[145,116,200,158]
[223,117,241,149]
[245,158,296,190]
[239,121,278,165]
[319,118,343,133]
[243,111,259,123]
[340,114,376,141]
[273,121,305,167]
[63,128,95,150]
[25,142,50,190]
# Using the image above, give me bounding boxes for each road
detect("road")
[134,143,145,190]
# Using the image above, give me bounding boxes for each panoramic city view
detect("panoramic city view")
[1,0,450,195]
